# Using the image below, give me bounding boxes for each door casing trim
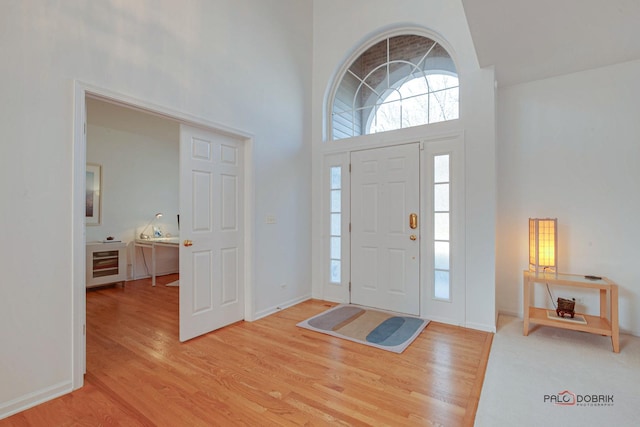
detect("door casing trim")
[72,81,255,390]
[318,130,465,322]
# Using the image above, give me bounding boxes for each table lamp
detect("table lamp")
[529,218,557,276]
[140,213,163,239]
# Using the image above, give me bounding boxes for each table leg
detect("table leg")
[132,244,136,280]
[599,288,607,318]
[611,285,619,353]
[523,273,530,336]
[151,244,156,287]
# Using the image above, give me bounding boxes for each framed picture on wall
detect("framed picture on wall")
[86,163,102,226]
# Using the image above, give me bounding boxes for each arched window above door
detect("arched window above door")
[331,34,459,140]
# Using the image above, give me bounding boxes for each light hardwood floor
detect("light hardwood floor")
[3,275,493,426]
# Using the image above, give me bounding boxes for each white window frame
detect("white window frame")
[328,29,460,141]
[322,153,351,303]
[421,134,466,325]
[320,131,465,326]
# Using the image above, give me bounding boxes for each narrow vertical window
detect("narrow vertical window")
[329,166,342,283]
[433,154,450,300]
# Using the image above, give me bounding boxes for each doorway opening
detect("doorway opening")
[72,82,254,390]
[85,97,181,285]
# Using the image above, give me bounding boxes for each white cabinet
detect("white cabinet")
[86,242,127,288]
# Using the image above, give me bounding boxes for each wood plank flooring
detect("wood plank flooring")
[2,275,493,426]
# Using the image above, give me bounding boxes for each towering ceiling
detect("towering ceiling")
[462,0,640,86]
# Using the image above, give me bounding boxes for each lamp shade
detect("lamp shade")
[529,218,557,275]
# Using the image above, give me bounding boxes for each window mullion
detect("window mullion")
[331,35,458,140]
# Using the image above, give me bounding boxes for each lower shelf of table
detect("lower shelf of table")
[527,307,612,336]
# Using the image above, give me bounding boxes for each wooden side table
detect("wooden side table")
[523,271,619,352]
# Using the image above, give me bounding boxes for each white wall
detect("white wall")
[310,0,497,331]
[87,99,180,278]
[497,59,640,335]
[0,0,312,417]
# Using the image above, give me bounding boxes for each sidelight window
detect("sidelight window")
[433,154,451,301]
[329,166,342,283]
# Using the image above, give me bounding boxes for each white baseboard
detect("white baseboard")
[465,321,497,333]
[0,380,72,420]
[425,314,463,328]
[253,295,311,321]
[498,309,521,319]
[424,314,497,333]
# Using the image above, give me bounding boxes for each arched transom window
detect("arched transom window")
[331,34,459,140]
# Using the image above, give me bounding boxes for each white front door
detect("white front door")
[179,124,244,342]
[350,144,420,315]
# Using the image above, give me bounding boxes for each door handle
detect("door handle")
[409,213,418,229]
[410,235,417,241]
[183,240,193,247]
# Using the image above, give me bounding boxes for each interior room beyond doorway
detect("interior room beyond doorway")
[85,98,180,282]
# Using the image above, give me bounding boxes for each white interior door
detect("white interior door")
[350,144,420,315]
[179,124,244,342]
